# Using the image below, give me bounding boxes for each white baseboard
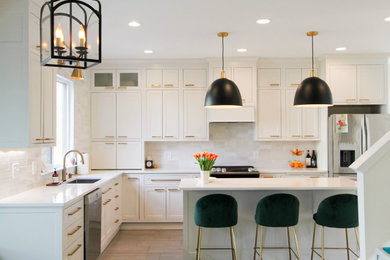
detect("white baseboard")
[120,222,183,230]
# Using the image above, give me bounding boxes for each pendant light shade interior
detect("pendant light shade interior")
[293,31,333,107]
[204,32,243,108]
[71,62,84,80]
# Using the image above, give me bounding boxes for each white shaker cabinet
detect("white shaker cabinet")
[143,187,166,221]
[163,69,179,88]
[285,89,302,139]
[146,69,163,88]
[91,93,116,139]
[167,187,183,221]
[258,68,281,88]
[163,91,179,139]
[116,142,142,169]
[233,67,255,106]
[92,70,116,91]
[90,142,116,169]
[146,91,163,139]
[116,92,142,139]
[183,90,208,140]
[183,69,207,88]
[357,64,385,104]
[41,66,56,143]
[122,174,141,221]
[328,65,357,103]
[257,89,282,139]
[147,69,179,88]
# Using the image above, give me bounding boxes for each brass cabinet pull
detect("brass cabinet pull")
[128,177,138,180]
[102,188,112,194]
[35,138,45,141]
[118,136,127,138]
[290,83,301,86]
[270,135,281,138]
[118,143,128,145]
[304,135,315,138]
[67,226,82,236]
[118,86,128,89]
[115,207,120,211]
[44,138,55,141]
[291,135,301,138]
[105,136,115,138]
[68,207,82,216]
[67,244,82,256]
[35,45,41,48]
[151,84,160,87]
[152,136,162,138]
[164,136,175,138]
[185,136,195,138]
[103,199,111,205]
[168,188,180,191]
[115,219,120,223]
[185,84,195,87]
[115,195,119,198]
[154,188,165,191]
[345,98,356,102]
[104,86,114,89]
[270,83,280,86]
[115,183,119,186]
[262,176,275,178]
[359,98,370,101]
[105,142,115,145]
[151,179,181,182]
[164,84,174,87]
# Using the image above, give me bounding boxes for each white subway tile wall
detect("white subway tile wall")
[145,123,319,169]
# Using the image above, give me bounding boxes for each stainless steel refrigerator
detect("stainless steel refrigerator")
[328,114,390,176]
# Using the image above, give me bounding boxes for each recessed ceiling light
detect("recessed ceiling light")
[128,21,141,27]
[144,50,153,54]
[384,17,390,22]
[336,47,347,51]
[237,48,247,53]
[256,18,271,24]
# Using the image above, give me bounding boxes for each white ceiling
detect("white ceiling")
[101,0,390,59]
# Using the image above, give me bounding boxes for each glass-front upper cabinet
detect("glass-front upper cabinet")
[91,70,141,91]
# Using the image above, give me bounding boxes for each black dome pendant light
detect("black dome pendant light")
[204,32,243,108]
[294,31,333,107]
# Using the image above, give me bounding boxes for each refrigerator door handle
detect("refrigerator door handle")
[365,116,371,149]
[360,117,365,154]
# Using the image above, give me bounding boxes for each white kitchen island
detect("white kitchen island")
[180,177,358,260]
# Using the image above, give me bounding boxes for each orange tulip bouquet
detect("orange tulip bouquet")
[193,151,218,184]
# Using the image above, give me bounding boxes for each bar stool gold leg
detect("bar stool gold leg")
[293,226,301,260]
[230,227,238,260]
[354,227,360,250]
[287,227,292,260]
[259,226,264,260]
[345,228,350,260]
[311,223,316,260]
[253,225,259,260]
[321,226,325,260]
[196,227,202,260]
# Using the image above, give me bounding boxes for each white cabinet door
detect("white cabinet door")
[143,187,166,221]
[183,90,207,139]
[146,69,162,88]
[213,67,232,81]
[122,175,140,221]
[163,90,179,139]
[166,187,183,221]
[116,142,142,169]
[117,70,140,89]
[285,89,302,139]
[29,53,43,144]
[328,65,357,104]
[90,142,116,169]
[163,69,179,88]
[302,107,319,139]
[233,67,254,106]
[257,89,282,139]
[91,93,116,139]
[92,70,116,91]
[183,69,207,88]
[286,69,302,88]
[357,64,386,104]
[258,68,281,88]
[42,67,56,143]
[146,91,163,139]
[116,92,142,139]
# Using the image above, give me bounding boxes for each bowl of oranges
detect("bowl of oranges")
[290,148,305,168]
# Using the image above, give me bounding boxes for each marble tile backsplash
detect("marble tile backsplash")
[145,123,319,170]
[0,148,51,199]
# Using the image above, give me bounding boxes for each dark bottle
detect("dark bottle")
[305,150,312,168]
[311,150,317,168]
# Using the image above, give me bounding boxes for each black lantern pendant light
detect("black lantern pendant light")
[294,31,333,107]
[204,32,243,108]
[39,0,102,70]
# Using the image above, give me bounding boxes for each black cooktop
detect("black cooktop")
[210,166,259,178]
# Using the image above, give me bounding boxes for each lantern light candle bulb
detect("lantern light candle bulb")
[79,26,86,47]
[55,24,64,47]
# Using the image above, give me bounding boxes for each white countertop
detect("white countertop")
[258,168,328,174]
[179,177,357,191]
[92,168,200,174]
[0,172,122,208]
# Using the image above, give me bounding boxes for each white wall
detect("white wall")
[145,123,319,169]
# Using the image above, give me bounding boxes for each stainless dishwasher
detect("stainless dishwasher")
[84,188,102,260]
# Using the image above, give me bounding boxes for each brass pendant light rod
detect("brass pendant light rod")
[218,32,228,78]
[307,31,318,77]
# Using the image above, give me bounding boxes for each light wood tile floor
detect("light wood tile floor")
[100,230,183,260]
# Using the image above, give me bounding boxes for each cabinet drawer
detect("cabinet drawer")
[64,217,83,249]
[64,235,84,260]
[102,183,114,199]
[64,199,84,228]
[144,175,186,185]
[113,177,121,194]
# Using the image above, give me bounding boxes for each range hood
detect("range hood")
[207,106,255,122]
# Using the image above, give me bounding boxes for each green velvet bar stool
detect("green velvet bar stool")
[311,194,359,260]
[194,194,238,260]
[253,193,301,260]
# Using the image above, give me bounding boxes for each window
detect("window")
[52,75,74,166]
